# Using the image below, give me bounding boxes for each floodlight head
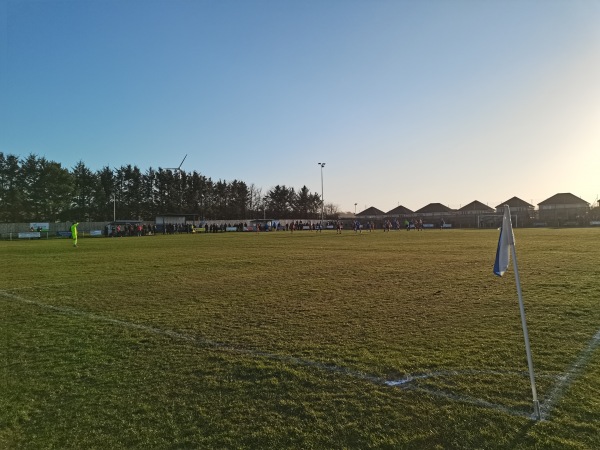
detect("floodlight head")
[165,154,188,172]
[178,154,188,170]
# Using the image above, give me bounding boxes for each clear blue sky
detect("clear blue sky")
[1,0,599,213]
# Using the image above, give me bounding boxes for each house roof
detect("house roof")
[538,193,589,206]
[386,205,414,215]
[414,203,454,214]
[356,206,385,216]
[495,197,534,209]
[458,200,494,212]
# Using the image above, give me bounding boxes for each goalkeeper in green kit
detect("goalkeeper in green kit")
[71,222,79,247]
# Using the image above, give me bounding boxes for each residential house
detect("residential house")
[385,205,414,218]
[413,203,455,226]
[457,200,495,228]
[537,193,590,226]
[495,197,534,227]
[356,207,385,220]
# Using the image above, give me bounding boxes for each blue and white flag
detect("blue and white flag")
[491,205,540,419]
[493,205,514,277]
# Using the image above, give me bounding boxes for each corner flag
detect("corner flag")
[493,205,541,420]
[493,206,513,276]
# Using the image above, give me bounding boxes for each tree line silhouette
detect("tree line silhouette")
[0,153,329,222]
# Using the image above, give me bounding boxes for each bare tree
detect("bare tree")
[324,202,340,218]
[248,183,263,219]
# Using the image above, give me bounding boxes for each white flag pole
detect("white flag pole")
[506,205,541,420]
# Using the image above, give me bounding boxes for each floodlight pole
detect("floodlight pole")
[112,194,116,222]
[354,203,357,215]
[165,154,187,208]
[318,162,325,227]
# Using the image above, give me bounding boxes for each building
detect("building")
[356,207,385,219]
[155,213,200,232]
[495,197,534,227]
[537,193,590,226]
[413,203,455,226]
[457,200,495,228]
[414,203,454,217]
[385,205,413,217]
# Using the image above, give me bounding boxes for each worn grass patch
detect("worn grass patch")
[1,229,599,448]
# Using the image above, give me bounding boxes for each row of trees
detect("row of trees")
[0,153,337,222]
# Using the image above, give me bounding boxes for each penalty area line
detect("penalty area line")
[1,289,536,420]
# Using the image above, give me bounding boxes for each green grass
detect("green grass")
[1,229,599,449]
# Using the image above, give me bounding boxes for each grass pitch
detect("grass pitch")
[1,228,599,449]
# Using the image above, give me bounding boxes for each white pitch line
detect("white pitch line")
[385,369,556,387]
[0,289,554,420]
[2,280,90,291]
[539,327,600,420]
[409,385,534,419]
